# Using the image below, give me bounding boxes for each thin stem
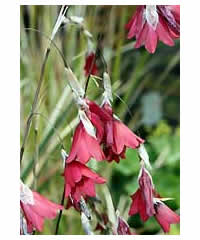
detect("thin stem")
[33,115,39,190]
[55,153,67,235]
[55,184,66,235]
[84,50,98,97]
[84,34,103,97]
[20,7,70,166]
[20,48,50,166]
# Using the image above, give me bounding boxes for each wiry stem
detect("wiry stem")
[20,6,70,166]
[84,34,104,97]
[33,116,39,190]
[20,48,50,166]
[55,150,68,235]
[55,184,66,235]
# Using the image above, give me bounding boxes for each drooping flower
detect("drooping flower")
[66,119,105,164]
[64,161,106,202]
[65,67,105,164]
[20,180,63,233]
[84,52,98,76]
[87,99,144,163]
[128,168,180,232]
[126,5,180,53]
[154,200,180,233]
[138,167,155,217]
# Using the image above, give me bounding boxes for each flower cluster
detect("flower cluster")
[63,69,144,211]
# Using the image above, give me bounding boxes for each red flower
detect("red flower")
[138,167,155,217]
[154,201,180,233]
[129,167,180,232]
[87,100,144,162]
[103,146,126,163]
[84,52,98,76]
[126,5,180,53]
[64,161,106,202]
[129,188,149,221]
[67,121,105,164]
[129,167,157,221]
[20,182,63,233]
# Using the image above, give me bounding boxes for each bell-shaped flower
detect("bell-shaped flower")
[129,167,157,221]
[66,118,105,164]
[64,161,106,202]
[126,5,180,53]
[20,180,63,233]
[86,72,144,163]
[138,167,155,217]
[90,101,144,161]
[154,199,180,233]
[65,68,105,164]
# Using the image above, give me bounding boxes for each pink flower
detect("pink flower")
[87,100,144,162]
[126,5,180,53]
[20,182,63,233]
[129,167,158,221]
[64,161,106,202]
[138,167,155,217]
[66,121,105,164]
[84,52,98,76]
[129,188,149,221]
[128,168,180,232]
[154,201,180,233]
[103,146,126,163]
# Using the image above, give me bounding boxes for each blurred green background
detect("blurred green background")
[20,5,180,235]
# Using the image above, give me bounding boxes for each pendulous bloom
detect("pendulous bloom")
[84,52,98,76]
[20,180,63,233]
[87,99,144,163]
[66,119,105,164]
[126,5,180,53]
[64,161,106,202]
[154,200,180,233]
[129,167,180,232]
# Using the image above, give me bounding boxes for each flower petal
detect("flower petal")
[154,202,180,233]
[113,120,144,154]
